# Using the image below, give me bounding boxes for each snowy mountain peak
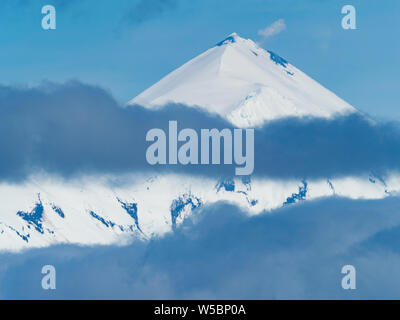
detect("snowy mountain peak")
[215,32,259,49]
[215,32,241,46]
[128,33,357,127]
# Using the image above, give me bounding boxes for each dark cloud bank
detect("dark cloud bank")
[0,81,400,181]
[2,196,400,299]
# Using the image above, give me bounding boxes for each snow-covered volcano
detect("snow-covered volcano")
[0,33,388,253]
[128,33,356,127]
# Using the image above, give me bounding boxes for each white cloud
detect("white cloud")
[258,19,286,40]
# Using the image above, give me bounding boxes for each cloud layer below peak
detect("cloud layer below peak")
[0,81,400,182]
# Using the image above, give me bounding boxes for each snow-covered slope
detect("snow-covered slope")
[0,173,398,252]
[128,33,357,127]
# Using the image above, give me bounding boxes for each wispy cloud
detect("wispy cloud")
[258,18,286,41]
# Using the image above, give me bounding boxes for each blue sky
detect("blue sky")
[0,0,399,119]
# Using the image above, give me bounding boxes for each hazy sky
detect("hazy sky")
[0,0,399,119]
